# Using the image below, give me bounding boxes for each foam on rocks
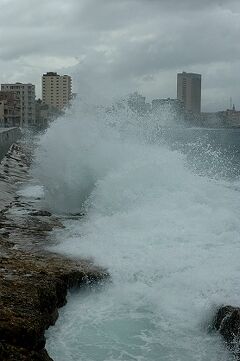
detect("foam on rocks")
[0,143,108,361]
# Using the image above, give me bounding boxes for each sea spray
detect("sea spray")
[32,100,240,360]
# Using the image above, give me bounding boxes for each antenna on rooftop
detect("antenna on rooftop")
[230,97,232,109]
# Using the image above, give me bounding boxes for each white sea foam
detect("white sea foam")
[33,101,240,360]
[17,184,44,199]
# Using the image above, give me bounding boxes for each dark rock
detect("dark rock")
[29,211,52,217]
[1,232,10,238]
[70,212,85,217]
[0,343,54,361]
[213,305,240,358]
[0,142,110,360]
[14,202,24,207]
[0,241,109,360]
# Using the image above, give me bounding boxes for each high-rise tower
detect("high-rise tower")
[177,72,201,113]
[42,72,72,110]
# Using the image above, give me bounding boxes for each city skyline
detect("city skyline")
[0,0,240,111]
[0,69,238,114]
[1,71,240,129]
[0,66,238,114]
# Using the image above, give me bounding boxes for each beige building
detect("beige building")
[42,72,72,110]
[177,72,201,113]
[1,83,36,127]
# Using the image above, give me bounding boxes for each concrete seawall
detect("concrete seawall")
[0,127,21,161]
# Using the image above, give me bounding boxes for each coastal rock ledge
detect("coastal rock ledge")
[0,142,109,360]
[214,305,240,359]
[0,240,108,361]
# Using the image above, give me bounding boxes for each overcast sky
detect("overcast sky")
[0,0,240,111]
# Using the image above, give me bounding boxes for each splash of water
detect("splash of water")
[32,100,240,360]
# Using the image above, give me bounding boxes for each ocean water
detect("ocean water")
[32,103,240,360]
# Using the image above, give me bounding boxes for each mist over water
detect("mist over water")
[33,100,240,360]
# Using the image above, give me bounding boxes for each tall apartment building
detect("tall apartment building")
[1,83,36,127]
[42,72,72,110]
[177,72,201,113]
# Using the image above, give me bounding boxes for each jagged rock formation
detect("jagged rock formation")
[6,141,240,361]
[0,142,109,360]
[0,239,108,361]
[214,306,240,359]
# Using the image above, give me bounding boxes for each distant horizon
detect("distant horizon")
[1,0,240,112]
[1,71,237,114]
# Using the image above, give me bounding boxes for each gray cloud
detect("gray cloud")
[0,0,239,110]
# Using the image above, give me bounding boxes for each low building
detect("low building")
[127,92,150,114]
[151,98,185,124]
[217,106,240,127]
[152,98,184,113]
[198,112,221,128]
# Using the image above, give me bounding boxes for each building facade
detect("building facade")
[127,92,151,114]
[152,98,184,113]
[217,106,240,128]
[177,72,201,113]
[35,99,63,129]
[0,91,20,127]
[42,72,72,110]
[1,83,36,127]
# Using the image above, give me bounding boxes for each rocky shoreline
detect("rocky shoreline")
[0,244,108,361]
[1,142,240,360]
[213,305,240,359]
[0,143,109,360]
